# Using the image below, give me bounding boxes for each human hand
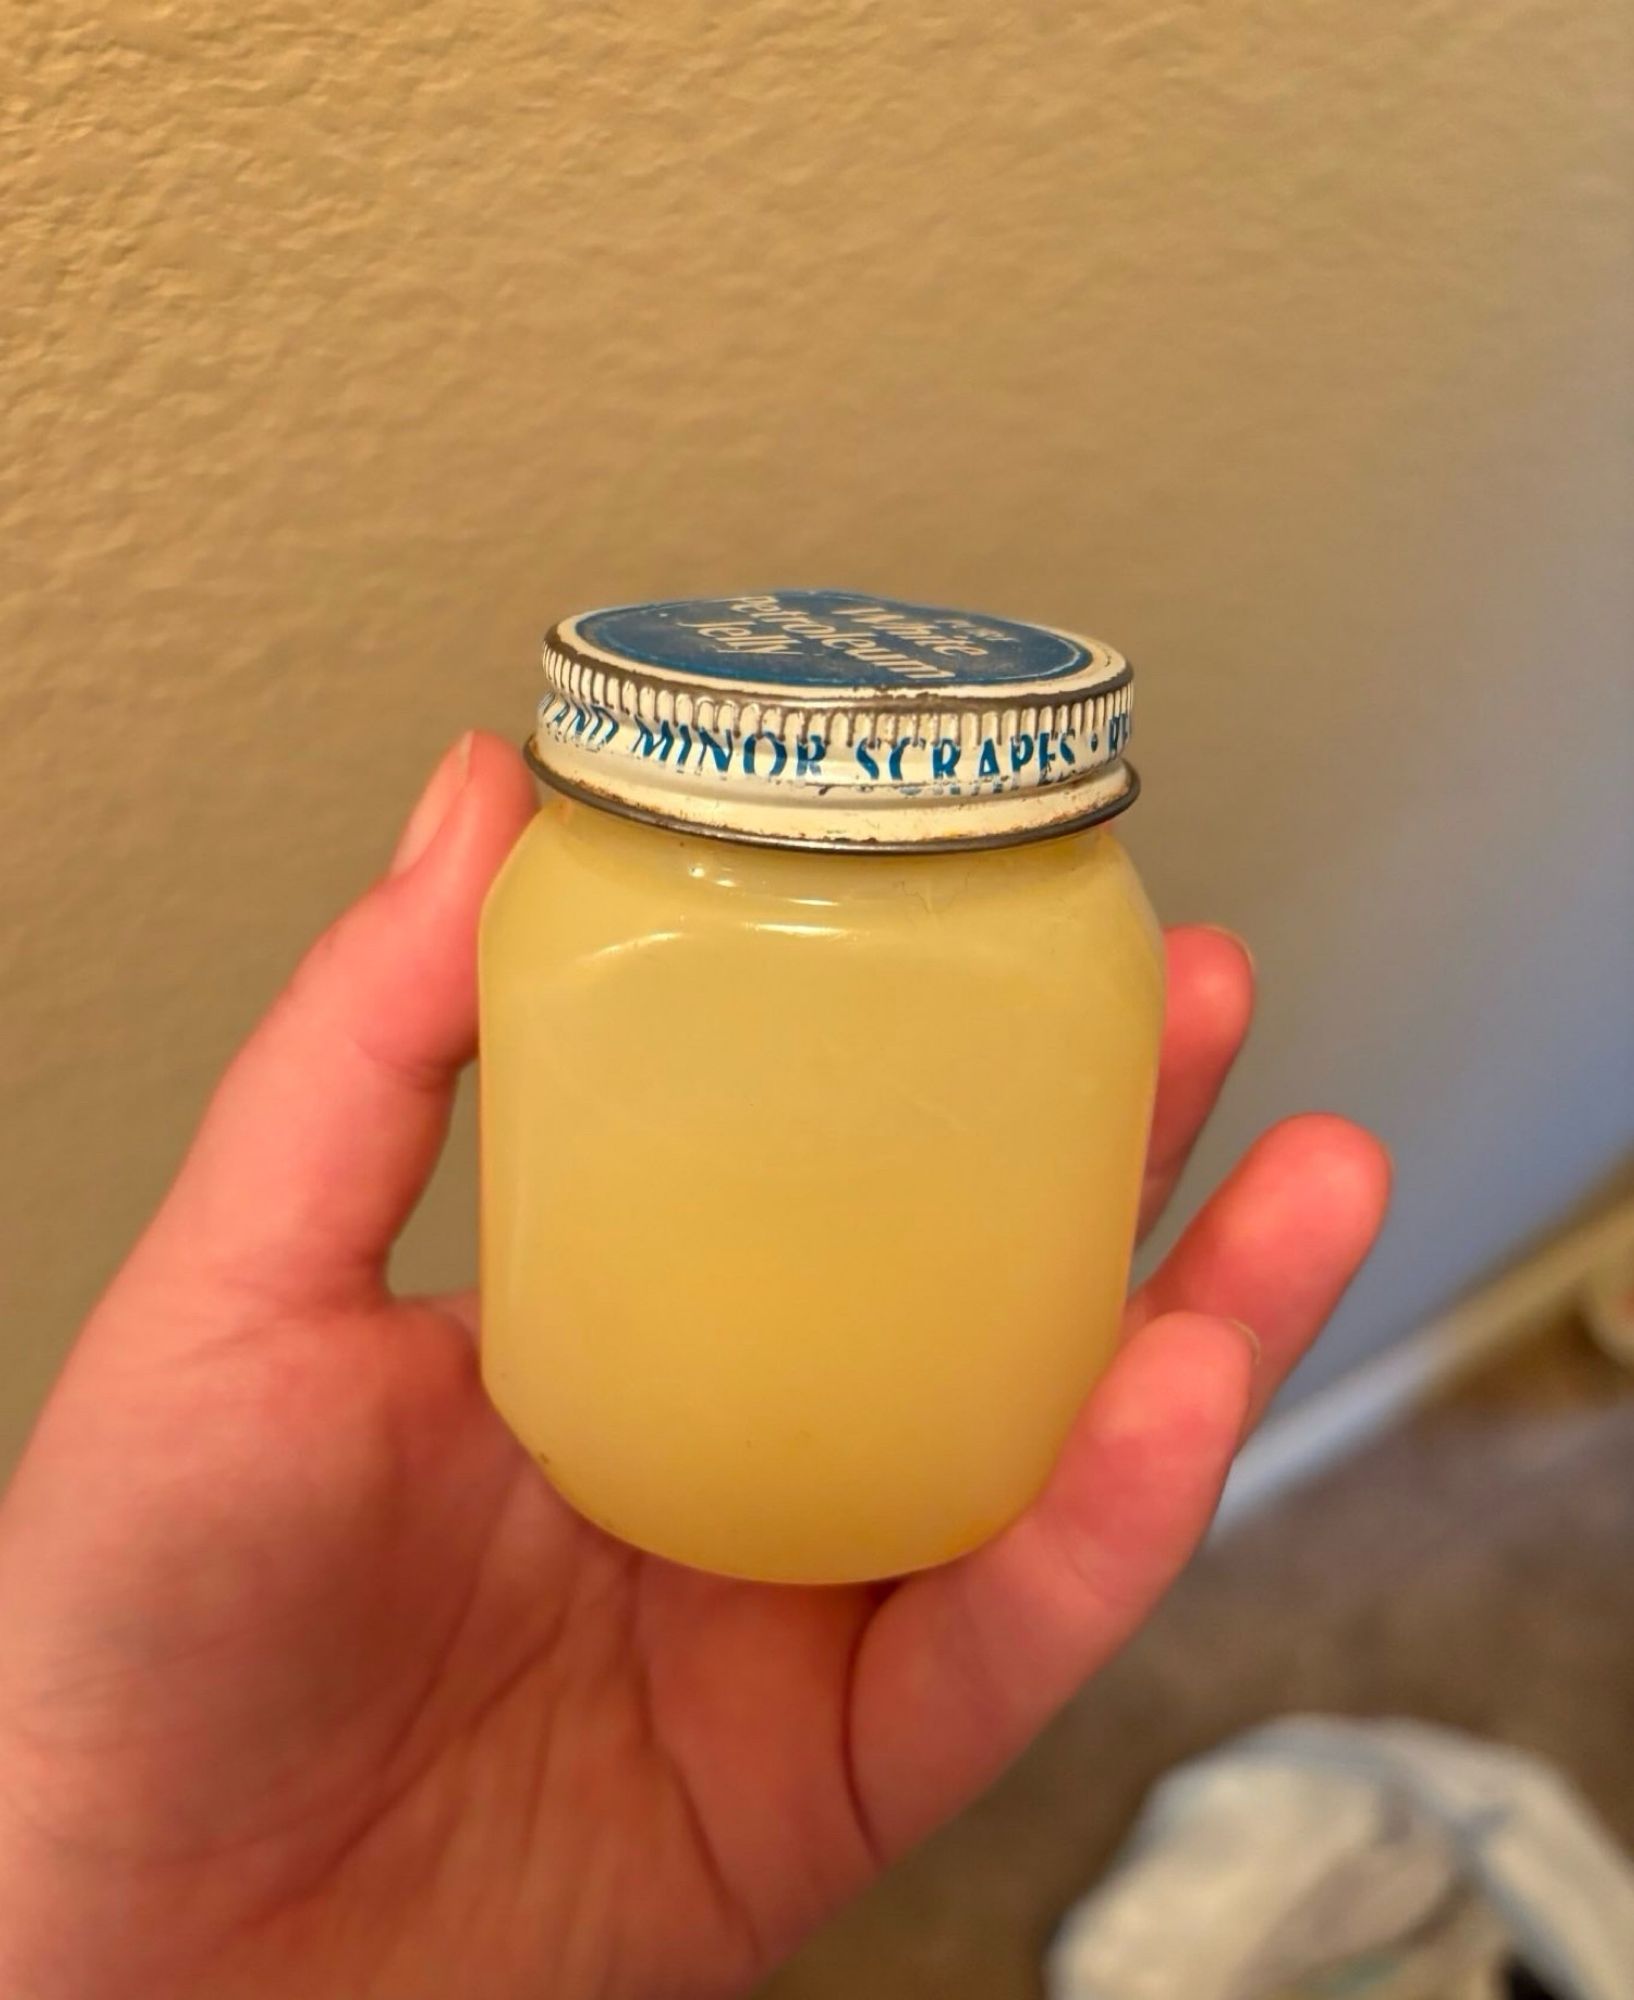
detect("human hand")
[0,734,1389,2000]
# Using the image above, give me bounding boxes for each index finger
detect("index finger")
[1139,927,1256,1240]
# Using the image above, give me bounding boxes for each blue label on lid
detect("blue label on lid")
[572,590,1090,691]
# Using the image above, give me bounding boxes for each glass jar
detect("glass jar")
[480,591,1162,1584]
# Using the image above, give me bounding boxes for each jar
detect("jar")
[479,591,1162,1584]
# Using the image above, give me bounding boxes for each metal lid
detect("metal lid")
[529,589,1136,851]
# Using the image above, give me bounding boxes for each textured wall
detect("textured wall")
[5,1,1631,1465]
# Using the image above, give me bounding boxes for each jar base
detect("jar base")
[531,1453,1020,1588]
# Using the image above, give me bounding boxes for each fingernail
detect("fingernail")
[1230,1318,1262,1366]
[1201,924,1256,980]
[391,733,473,876]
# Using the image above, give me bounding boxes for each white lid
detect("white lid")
[529,589,1136,851]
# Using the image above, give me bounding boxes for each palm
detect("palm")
[206,1297,882,1999]
[0,737,1388,2000]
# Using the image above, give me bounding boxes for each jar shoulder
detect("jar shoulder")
[483,796,1161,981]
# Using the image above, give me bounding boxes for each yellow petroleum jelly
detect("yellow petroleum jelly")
[480,591,1162,1585]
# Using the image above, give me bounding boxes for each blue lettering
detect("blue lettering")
[1059,733,1077,767]
[697,727,734,773]
[856,738,881,779]
[977,740,1002,779]
[1037,731,1055,780]
[931,737,961,779]
[888,737,921,780]
[795,734,827,777]
[743,731,788,777]
[634,719,680,763]
[1010,733,1035,772]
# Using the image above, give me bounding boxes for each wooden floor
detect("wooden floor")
[760,1323,1634,1998]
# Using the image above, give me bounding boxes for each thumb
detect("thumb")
[132,731,535,1312]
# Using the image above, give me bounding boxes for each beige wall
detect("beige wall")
[5,2,1631,1466]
